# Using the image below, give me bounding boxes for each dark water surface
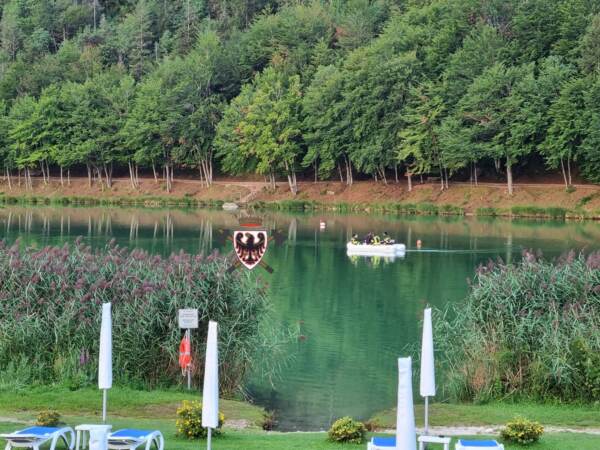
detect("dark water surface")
[1,206,599,430]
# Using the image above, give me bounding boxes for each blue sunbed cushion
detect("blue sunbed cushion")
[17,427,60,436]
[371,436,396,447]
[110,429,153,439]
[459,440,500,447]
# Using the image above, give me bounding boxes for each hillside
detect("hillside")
[0,0,598,195]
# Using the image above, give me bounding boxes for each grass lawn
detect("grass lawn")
[371,402,600,429]
[0,387,598,449]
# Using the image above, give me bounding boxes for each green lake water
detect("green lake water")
[1,206,599,430]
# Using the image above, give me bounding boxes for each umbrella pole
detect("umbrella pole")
[424,396,429,435]
[207,428,212,450]
[102,389,107,423]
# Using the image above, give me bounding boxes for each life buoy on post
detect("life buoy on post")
[179,333,192,375]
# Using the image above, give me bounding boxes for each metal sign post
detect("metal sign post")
[178,309,198,390]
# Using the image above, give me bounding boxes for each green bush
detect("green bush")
[437,250,600,403]
[327,417,366,444]
[0,240,274,392]
[176,400,224,439]
[500,417,544,445]
[36,410,61,427]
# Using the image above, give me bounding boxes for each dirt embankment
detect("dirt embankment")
[2,177,600,216]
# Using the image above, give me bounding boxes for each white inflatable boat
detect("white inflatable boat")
[346,242,406,256]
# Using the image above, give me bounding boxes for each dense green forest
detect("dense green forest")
[0,0,599,194]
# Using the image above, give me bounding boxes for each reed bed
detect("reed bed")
[0,239,273,394]
[437,250,600,403]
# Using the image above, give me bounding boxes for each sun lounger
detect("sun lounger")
[367,436,396,449]
[455,440,504,450]
[0,426,75,450]
[107,429,164,450]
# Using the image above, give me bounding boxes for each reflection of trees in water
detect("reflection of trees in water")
[198,218,213,254]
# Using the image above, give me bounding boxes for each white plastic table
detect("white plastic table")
[75,424,112,450]
[418,435,452,450]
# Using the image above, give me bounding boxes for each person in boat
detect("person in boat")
[372,234,381,245]
[382,232,395,245]
[363,232,374,244]
[350,233,360,245]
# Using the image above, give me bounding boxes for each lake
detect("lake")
[1,206,599,430]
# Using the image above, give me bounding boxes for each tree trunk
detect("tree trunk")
[6,168,11,190]
[560,158,568,189]
[506,157,514,196]
[284,162,297,195]
[68,169,71,186]
[40,161,47,185]
[104,162,113,188]
[407,171,412,192]
[474,162,478,186]
[338,163,344,184]
[165,164,171,192]
[60,166,64,186]
[394,165,399,183]
[314,162,318,183]
[380,166,387,185]
[345,158,353,186]
[87,164,92,187]
[567,156,572,186]
[152,163,158,184]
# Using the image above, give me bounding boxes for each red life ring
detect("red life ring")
[179,335,192,371]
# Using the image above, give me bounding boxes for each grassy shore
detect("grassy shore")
[0,387,598,449]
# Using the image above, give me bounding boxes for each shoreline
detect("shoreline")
[0,177,599,220]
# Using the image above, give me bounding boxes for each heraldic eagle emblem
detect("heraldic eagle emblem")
[225,216,275,273]
[233,230,268,270]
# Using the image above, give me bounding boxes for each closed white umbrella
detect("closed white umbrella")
[98,302,113,423]
[396,357,417,450]
[420,308,436,435]
[202,321,219,450]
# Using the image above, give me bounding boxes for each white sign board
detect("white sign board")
[178,309,198,329]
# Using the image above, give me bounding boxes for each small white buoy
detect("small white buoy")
[319,220,326,230]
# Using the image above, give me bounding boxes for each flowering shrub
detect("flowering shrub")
[176,400,224,439]
[500,417,544,445]
[327,417,366,444]
[36,410,61,426]
[0,239,270,392]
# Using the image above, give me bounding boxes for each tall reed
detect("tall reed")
[436,250,600,403]
[0,239,273,394]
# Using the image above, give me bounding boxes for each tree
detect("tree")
[457,63,533,195]
[216,67,303,194]
[302,64,354,184]
[580,75,600,183]
[8,95,38,189]
[399,83,451,191]
[579,13,600,74]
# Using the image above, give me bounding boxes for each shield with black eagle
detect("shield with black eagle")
[233,229,268,270]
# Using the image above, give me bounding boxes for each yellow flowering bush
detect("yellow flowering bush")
[500,417,544,445]
[176,400,225,439]
[327,417,366,444]
[36,410,61,427]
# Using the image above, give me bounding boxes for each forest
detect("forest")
[0,0,599,194]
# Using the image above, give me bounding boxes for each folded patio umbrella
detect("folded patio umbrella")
[396,357,417,450]
[202,321,219,450]
[98,302,113,423]
[420,308,436,435]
